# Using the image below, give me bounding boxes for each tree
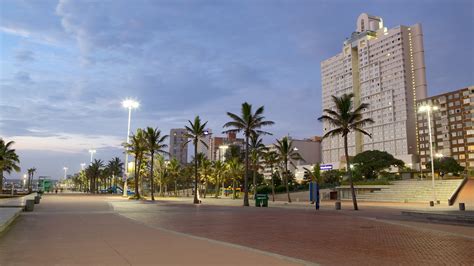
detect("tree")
[263,150,279,202]
[274,136,302,203]
[144,127,169,201]
[106,157,123,192]
[200,158,212,198]
[124,128,146,198]
[86,159,104,193]
[184,116,209,204]
[227,157,244,199]
[0,139,21,192]
[27,167,36,193]
[318,93,374,210]
[426,157,464,177]
[223,102,274,206]
[212,160,226,198]
[167,158,181,196]
[249,134,268,197]
[352,150,404,180]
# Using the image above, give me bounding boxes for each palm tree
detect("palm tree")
[249,134,268,197]
[212,160,226,198]
[318,93,374,210]
[274,137,303,203]
[227,158,244,199]
[263,151,279,202]
[124,128,146,198]
[144,127,169,201]
[223,102,274,206]
[27,167,36,193]
[153,154,167,196]
[86,159,104,193]
[106,157,123,193]
[0,139,21,192]
[200,158,212,198]
[167,158,181,196]
[184,116,209,204]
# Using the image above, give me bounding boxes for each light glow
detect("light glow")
[122,99,140,109]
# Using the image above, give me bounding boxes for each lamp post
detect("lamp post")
[80,163,86,171]
[122,98,140,197]
[88,149,96,163]
[418,104,439,204]
[63,167,68,180]
[23,174,27,189]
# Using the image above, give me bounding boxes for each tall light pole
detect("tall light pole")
[419,105,438,204]
[80,163,86,171]
[63,167,68,180]
[122,98,139,197]
[89,149,96,163]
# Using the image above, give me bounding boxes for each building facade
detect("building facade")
[321,13,427,169]
[417,86,474,171]
[208,132,244,161]
[169,128,188,165]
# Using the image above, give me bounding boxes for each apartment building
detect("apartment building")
[169,128,188,165]
[208,132,245,161]
[417,86,474,171]
[321,13,427,169]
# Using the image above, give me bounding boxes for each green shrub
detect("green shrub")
[256,185,272,194]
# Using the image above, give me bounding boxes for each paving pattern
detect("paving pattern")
[112,200,474,265]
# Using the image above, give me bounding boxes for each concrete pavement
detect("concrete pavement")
[0,195,308,265]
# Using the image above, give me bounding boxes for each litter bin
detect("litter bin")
[255,194,269,207]
[25,199,35,212]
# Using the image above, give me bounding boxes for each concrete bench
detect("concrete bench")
[0,194,38,211]
[0,207,22,234]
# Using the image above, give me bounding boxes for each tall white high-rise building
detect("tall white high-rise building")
[321,13,427,169]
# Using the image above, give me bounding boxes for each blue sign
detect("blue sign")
[320,164,333,170]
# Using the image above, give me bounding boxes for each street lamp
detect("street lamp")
[80,163,86,171]
[88,149,96,163]
[23,174,27,189]
[418,104,439,204]
[63,167,68,179]
[122,98,139,197]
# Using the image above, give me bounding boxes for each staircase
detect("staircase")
[355,180,464,204]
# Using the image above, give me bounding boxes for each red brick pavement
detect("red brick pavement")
[112,201,474,265]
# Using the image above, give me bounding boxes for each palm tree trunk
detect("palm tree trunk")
[134,156,140,198]
[174,180,177,197]
[344,135,358,210]
[285,159,291,203]
[232,179,236,200]
[214,175,219,198]
[271,166,275,202]
[243,134,250,206]
[0,171,4,192]
[204,176,208,198]
[193,140,200,204]
[253,168,257,199]
[150,152,155,201]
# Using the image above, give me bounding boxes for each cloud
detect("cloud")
[15,50,35,62]
[14,71,32,83]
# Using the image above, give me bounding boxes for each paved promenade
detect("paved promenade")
[1,194,473,265]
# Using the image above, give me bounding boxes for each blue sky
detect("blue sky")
[1,0,473,179]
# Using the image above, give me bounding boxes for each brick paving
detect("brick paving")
[112,199,474,265]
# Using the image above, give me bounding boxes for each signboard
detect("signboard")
[320,164,333,170]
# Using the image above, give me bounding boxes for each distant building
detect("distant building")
[169,128,188,165]
[417,86,474,171]
[263,136,322,179]
[321,13,428,169]
[208,132,244,161]
[197,128,212,158]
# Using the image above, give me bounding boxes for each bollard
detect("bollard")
[25,199,35,212]
[459,203,465,211]
[335,201,341,210]
[429,201,434,207]
[34,196,41,204]
[436,200,440,205]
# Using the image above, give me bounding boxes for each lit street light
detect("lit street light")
[88,149,96,163]
[418,104,439,204]
[122,98,139,197]
[23,174,27,189]
[63,167,68,180]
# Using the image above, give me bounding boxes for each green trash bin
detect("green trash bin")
[255,194,269,207]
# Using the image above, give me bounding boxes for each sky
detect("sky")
[1,0,473,179]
